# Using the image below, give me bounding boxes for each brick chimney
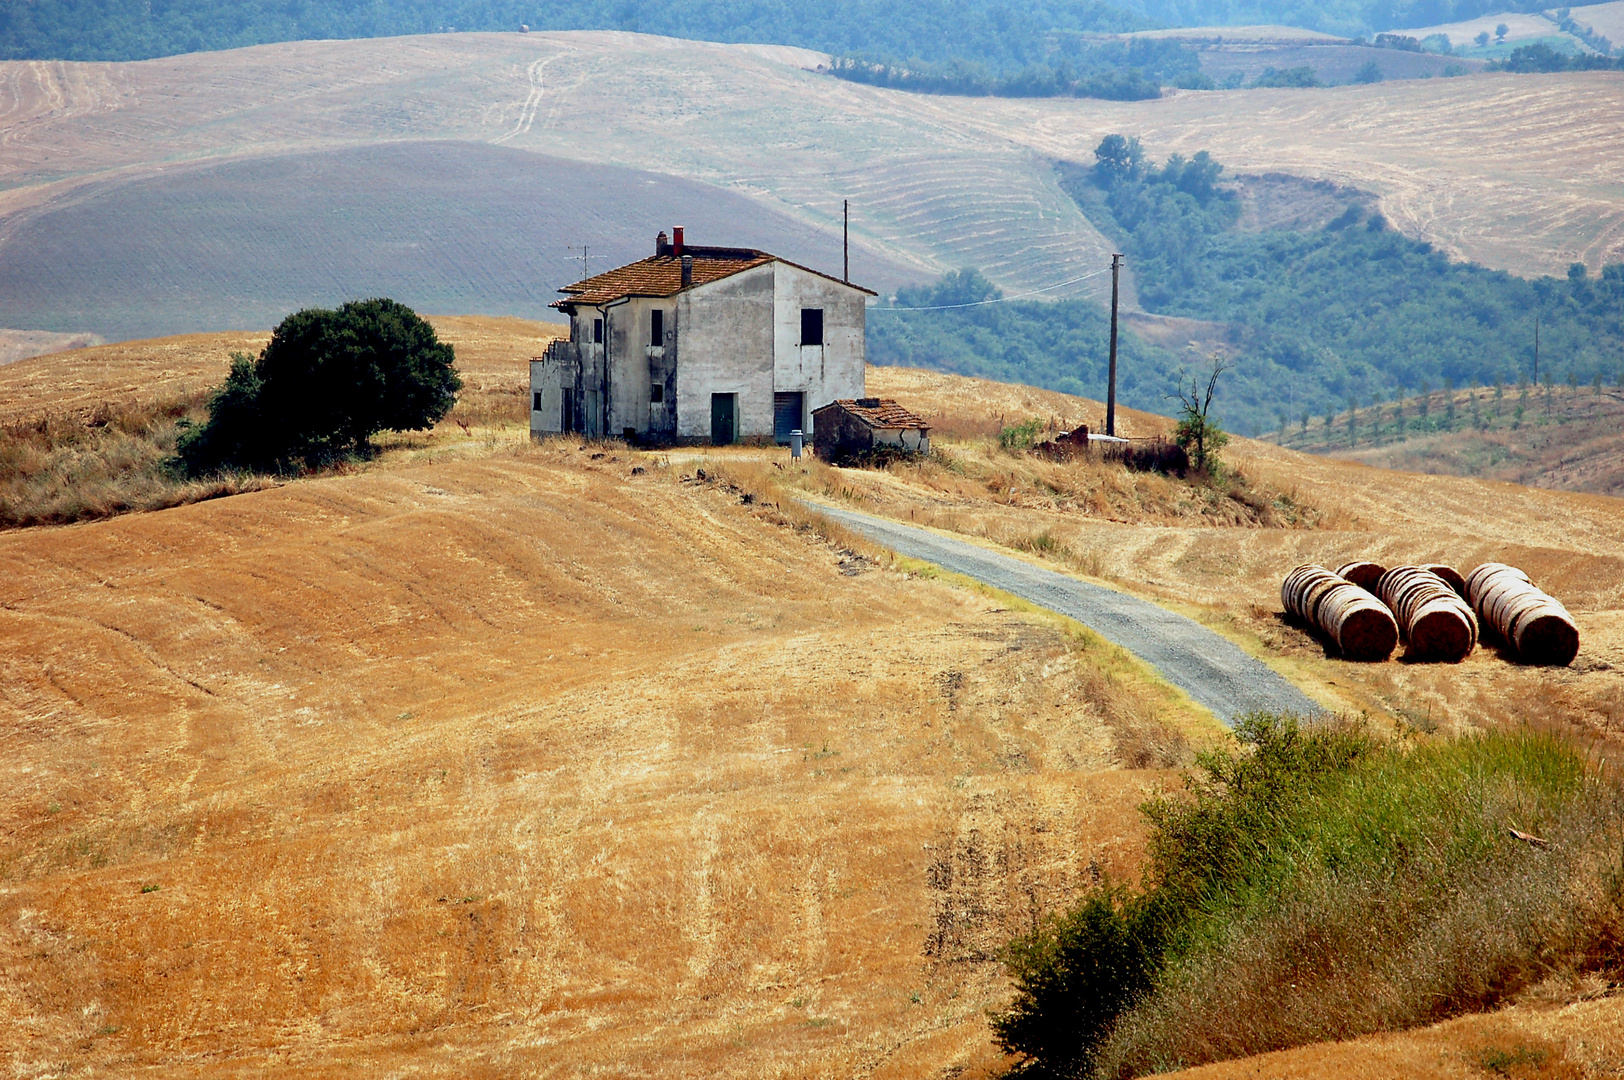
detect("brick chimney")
[681,255,693,287]
[672,226,684,258]
[656,230,669,256]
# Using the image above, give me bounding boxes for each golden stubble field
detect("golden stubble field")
[1,31,1619,315]
[4,328,1624,1076]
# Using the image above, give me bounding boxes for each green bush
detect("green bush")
[993,716,1623,1078]
[999,417,1046,452]
[178,298,459,474]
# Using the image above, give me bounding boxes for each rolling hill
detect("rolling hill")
[2,31,1621,347]
[1273,381,1624,497]
[2,326,1622,1075]
[0,140,918,340]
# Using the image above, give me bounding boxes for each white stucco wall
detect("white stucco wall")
[772,262,867,437]
[674,264,776,441]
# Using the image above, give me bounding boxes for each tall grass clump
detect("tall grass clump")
[993,715,1623,1078]
[0,396,269,528]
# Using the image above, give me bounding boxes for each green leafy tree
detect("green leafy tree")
[179,298,459,473]
[1353,59,1383,83]
[1475,30,1491,47]
[1496,22,1510,42]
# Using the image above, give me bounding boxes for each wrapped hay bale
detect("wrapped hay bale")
[1419,563,1467,597]
[1375,566,1478,662]
[1282,564,1398,661]
[1465,563,1580,666]
[1334,561,1386,592]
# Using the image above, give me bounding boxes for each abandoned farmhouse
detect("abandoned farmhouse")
[531,229,876,444]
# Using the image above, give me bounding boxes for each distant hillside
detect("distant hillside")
[0,0,1150,64]
[0,141,918,341]
[1270,380,1624,496]
[3,0,1609,64]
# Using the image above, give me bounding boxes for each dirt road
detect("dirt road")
[808,502,1321,724]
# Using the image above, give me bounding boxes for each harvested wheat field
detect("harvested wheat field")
[5,334,1624,1076]
[3,31,1620,341]
[857,365,1624,744]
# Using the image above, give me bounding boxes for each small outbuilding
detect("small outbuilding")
[811,398,931,461]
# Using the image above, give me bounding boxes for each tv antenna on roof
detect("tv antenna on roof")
[567,244,609,281]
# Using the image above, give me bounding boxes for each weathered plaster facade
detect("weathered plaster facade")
[531,236,872,444]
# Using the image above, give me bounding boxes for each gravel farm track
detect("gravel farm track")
[806,503,1320,724]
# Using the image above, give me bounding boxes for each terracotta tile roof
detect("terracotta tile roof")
[816,398,931,430]
[552,246,877,308]
[552,252,772,307]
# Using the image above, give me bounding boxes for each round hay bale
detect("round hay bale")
[1282,564,1397,661]
[1419,563,1467,597]
[1334,561,1386,592]
[1467,563,1579,665]
[1376,566,1477,662]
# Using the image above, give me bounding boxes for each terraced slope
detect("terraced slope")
[1,33,1621,342]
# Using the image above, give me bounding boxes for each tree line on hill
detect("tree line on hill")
[1488,41,1624,71]
[1,0,1599,64]
[870,138,1624,436]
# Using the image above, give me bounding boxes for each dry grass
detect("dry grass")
[1093,728,1624,1077]
[0,392,272,527]
[1273,384,1624,498]
[0,316,565,527]
[2,340,1623,1075]
[0,433,1210,1077]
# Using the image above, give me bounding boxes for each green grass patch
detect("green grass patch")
[993,716,1624,1078]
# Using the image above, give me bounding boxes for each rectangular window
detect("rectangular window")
[533,392,543,412]
[800,308,824,346]
[650,383,665,404]
[650,309,664,347]
[593,318,603,344]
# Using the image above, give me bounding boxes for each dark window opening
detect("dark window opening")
[650,383,665,404]
[561,389,577,433]
[800,308,824,346]
[593,318,603,344]
[650,309,664,347]
[533,392,543,412]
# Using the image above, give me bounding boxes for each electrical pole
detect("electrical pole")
[843,200,849,284]
[1107,253,1122,437]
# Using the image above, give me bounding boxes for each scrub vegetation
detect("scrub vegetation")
[994,715,1624,1078]
[875,140,1624,436]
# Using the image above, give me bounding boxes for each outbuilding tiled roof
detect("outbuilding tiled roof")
[552,245,877,308]
[815,398,931,430]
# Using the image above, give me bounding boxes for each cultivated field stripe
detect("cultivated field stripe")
[806,502,1321,724]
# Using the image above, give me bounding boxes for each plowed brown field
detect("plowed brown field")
[4,333,1624,1076]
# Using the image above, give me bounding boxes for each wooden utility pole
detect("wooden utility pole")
[843,200,850,283]
[1107,253,1123,436]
